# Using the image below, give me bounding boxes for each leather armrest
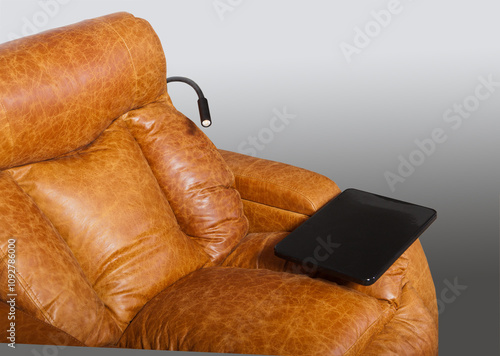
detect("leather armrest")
[219,150,340,215]
[219,150,341,232]
[0,301,85,347]
[223,232,439,331]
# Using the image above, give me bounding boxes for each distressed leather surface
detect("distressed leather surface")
[8,119,209,339]
[221,233,438,354]
[0,171,120,346]
[330,240,438,331]
[219,149,341,215]
[223,231,405,301]
[0,12,166,170]
[223,232,438,329]
[362,284,439,356]
[123,95,248,264]
[221,232,290,271]
[242,199,309,233]
[118,267,393,355]
[402,239,439,329]
[0,301,85,347]
[0,11,439,355]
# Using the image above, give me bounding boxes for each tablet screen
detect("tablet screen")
[274,189,436,285]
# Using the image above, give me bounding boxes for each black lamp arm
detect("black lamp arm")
[166,76,212,128]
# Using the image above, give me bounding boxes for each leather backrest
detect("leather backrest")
[0,12,247,346]
[6,118,211,345]
[0,170,123,346]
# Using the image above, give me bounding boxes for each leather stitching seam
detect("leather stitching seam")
[235,174,319,213]
[242,198,311,217]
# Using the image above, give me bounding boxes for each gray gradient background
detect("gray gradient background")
[0,1,498,355]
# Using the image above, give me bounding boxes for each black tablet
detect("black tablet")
[274,188,436,285]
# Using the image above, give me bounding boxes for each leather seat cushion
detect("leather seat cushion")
[118,267,394,355]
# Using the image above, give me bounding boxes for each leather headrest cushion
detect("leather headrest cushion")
[0,12,166,169]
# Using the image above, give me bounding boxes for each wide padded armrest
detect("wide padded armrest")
[219,150,341,232]
[219,150,340,215]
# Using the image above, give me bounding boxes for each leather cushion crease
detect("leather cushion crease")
[122,95,249,265]
[0,170,122,346]
[0,11,439,355]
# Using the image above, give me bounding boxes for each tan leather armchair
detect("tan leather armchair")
[0,13,438,355]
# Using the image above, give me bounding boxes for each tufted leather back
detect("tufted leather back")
[0,12,248,346]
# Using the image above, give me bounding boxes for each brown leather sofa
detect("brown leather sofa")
[0,12,438,355]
